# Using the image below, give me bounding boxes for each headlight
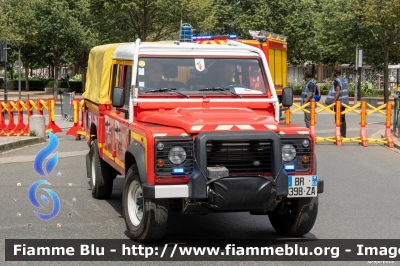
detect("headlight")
[282,144,296,162]
[168,146,187,165]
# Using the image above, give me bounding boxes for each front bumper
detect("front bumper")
[143,184,189,198]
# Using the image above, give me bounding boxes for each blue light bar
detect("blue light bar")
[229,34,237,38]
[284,164,295,171]
[172,168,185,174]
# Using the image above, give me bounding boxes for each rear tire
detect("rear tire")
[122,165,169,242]
[90,140,116,199]
[268,196,318,236]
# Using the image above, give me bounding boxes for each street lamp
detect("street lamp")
[1,40,10,102]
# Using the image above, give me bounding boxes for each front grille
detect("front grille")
[155,141,194,176]
[206,140,273,174]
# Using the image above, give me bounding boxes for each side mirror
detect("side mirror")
[281,87,293,107]
[112,87,125,108]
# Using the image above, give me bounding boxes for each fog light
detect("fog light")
[302,139,310,148]
[156,142,164,151]
[172,167,185,174]
[302,155,309,164]
[156,158,164,167]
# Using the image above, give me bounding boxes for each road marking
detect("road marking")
[0,150,88,164]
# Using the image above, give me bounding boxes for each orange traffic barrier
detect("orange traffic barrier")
[66,98,84,139]
[385,102,394,148]
[20,100,34,136]
[45,98,62,134]
[0,98,62,136]
[10,100,27,135]
[1,101,17,136]
[0,101,7,131]
[310,100,317,144]
[334,101,342,146]
[359,102,368,147]
[288,100,394,148]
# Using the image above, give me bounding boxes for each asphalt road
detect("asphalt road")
[1,111,399,266]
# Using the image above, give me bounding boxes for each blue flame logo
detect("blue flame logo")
[28,180,60,220]
[34,132,59,176]
[29,132,60,221]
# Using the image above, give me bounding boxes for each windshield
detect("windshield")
[136,57,268,95]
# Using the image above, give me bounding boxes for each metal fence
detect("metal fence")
[60,92,75,122]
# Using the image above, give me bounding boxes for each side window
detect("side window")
[110,64,119,95]
[124,66,132,106]
[111,64,132,106]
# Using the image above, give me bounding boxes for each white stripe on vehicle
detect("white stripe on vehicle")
[215,125,234,130]
[191,125,204,131]
[153,133,167,137]
[236,125,255,130]
[265,124,277,129]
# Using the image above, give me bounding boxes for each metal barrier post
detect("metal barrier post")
[360,101,368,147]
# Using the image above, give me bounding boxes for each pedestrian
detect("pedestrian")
[301,71,316,129]
[325,67,349,138]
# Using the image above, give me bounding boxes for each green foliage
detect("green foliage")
[46,80,83,93]
[7,79,48,91]
[29,130,37,137]
[70,74,82,81]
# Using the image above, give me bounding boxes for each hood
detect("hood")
[137,107,279,133]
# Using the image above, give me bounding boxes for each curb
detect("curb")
[0,137,46,154]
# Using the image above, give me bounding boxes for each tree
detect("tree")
[89,0,186,43]
[282,0,320,67]
[355,0,400,103]
[2,0,47,91]
[33,0,88,99]
[207,0,272,37]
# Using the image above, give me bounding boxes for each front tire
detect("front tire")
[90,140,116,199]
[268,196,318,236]
[122,165,169,242]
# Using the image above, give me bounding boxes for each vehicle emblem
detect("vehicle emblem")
[253,161,261,166]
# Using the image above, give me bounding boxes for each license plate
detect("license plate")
[288,175,318,198]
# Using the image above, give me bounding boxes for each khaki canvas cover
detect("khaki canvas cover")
[82,43,121,104]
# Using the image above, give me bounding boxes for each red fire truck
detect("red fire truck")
[81,35,323,241]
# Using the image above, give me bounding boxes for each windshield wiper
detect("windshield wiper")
[199,87,242,99]
[145,88,189,98]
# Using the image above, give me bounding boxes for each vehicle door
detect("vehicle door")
[108,63,132,169]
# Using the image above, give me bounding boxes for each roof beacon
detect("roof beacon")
[180,23,193,43]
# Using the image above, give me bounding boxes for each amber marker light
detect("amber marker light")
[156,158,165,167]
[302,155,309,164]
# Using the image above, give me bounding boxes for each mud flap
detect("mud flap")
[208,177,275,211]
